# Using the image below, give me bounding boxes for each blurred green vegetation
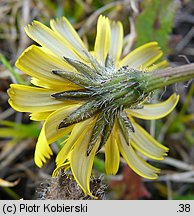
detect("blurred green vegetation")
[136,0,179,52]
[0,120,40,143]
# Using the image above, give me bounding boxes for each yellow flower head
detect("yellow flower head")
[8,15,179,196]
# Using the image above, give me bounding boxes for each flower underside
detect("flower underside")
[8,15,181,196]
[52,53,150,155]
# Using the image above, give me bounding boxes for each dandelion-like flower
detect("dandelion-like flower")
[8,15,179,196]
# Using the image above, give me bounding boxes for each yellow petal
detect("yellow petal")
[52,162,70,177]
[70,118,99,195]
[50,17,88,61]
[34,128,53,167]
[8,84,75,113]
[56,118,93,167]
[16,45,79,91]
[127,94,179,120]
[147,60,169,72]
[30,111,52,121]
[117,128,159,179]
[130,121,169,160]
[119,42,163,69]
[34,105,80,167]
[31,77,80,91]
[94,15,111,65]
[25,21,81,60]
[109,21,123,65]
[105,123,120,175]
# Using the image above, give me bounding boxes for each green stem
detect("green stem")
[146,63,194,92]
[2,187,21,200]
[0,53,25,84]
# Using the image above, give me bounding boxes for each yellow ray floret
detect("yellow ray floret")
[127,93,179,120]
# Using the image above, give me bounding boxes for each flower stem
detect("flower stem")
[146,63,194,92]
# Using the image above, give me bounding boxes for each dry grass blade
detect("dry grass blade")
[0,178,20,187]
[0,138,34,170]
[78,1,124,37]
[160,157,194,171]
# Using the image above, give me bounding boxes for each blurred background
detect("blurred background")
[0,0,194,200]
